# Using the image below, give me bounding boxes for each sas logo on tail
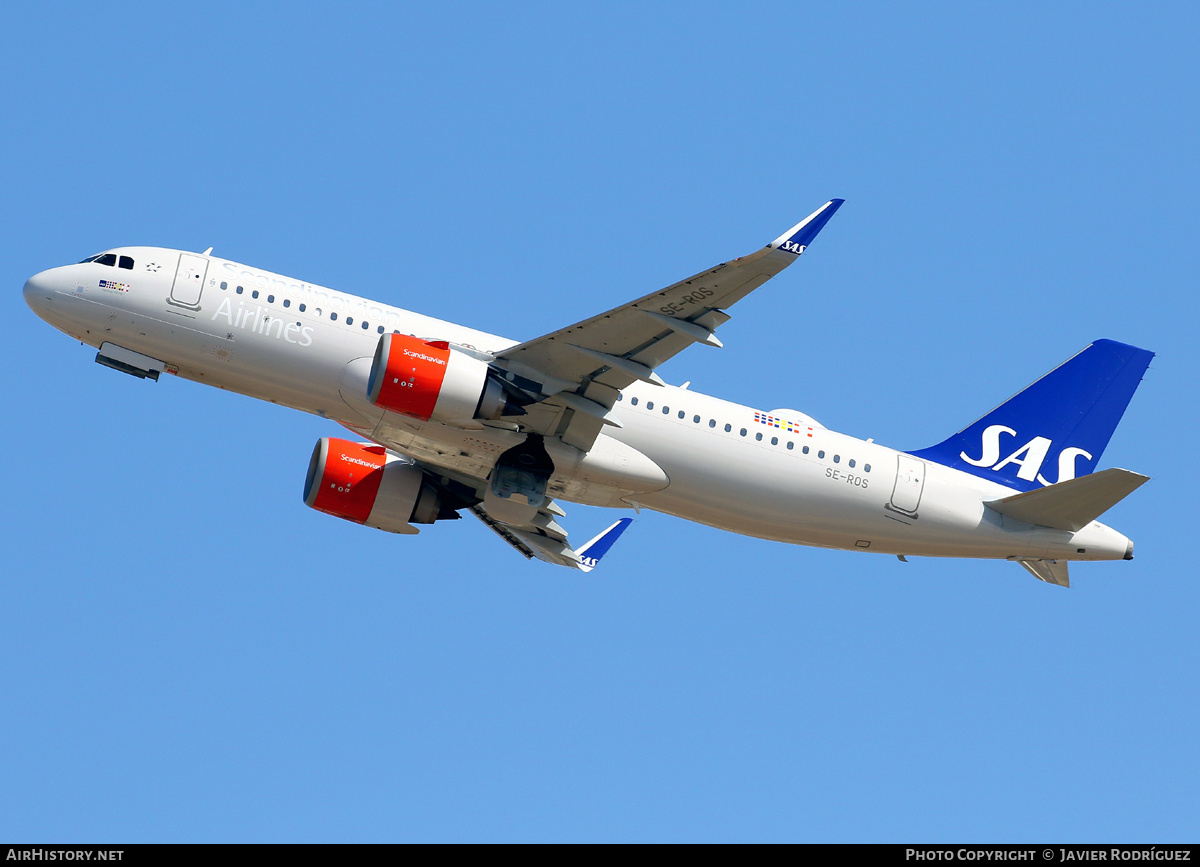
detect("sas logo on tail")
[961,424,1091,487]
[779,241,807,255]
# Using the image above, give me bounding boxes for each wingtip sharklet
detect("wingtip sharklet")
[772,198,845,254]
[576,517,633,573]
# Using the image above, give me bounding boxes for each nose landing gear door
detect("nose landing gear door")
[168,253,208,310]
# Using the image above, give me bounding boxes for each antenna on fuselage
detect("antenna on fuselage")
[202,247,213,256]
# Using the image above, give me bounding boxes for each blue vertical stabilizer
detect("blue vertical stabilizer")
[909,339,1153,492]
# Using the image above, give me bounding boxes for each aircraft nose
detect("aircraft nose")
[23,269,58,320]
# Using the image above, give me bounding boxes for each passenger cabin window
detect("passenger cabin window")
[118,256,134,270]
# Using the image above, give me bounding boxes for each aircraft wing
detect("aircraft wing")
[495,199,844,451]
[341,420,634,571]
[471,506,633,571]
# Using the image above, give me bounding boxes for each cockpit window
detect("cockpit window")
[94,253,117,266]
[118,255,134,270]
[78,254,101,263]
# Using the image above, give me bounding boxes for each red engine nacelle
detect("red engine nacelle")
[302,438,454,533]
[367,333,510,423]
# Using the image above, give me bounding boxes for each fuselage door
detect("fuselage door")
[889,454,925,516]
[169,253,208,309]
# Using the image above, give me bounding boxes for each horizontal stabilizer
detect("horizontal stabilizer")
[987,468,1149,532]
[1016,558,1071,588]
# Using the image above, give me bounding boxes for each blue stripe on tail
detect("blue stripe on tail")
[909,339,1153,492]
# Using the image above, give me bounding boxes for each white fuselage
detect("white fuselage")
[23,247,1134,564]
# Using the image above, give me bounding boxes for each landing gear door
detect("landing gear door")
[169,253,208,309]
[889,455,926,517]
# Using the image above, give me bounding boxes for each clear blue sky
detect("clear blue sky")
[2,2,1196,842]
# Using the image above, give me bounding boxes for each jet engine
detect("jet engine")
[302,437,461,534]
[367,334,524,423]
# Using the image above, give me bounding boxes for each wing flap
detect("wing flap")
[508,527,583,568]
[471,504,537,560]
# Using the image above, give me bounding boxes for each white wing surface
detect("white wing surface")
[493,199,844,450]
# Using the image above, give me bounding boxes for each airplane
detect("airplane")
[22,199,1154,587]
